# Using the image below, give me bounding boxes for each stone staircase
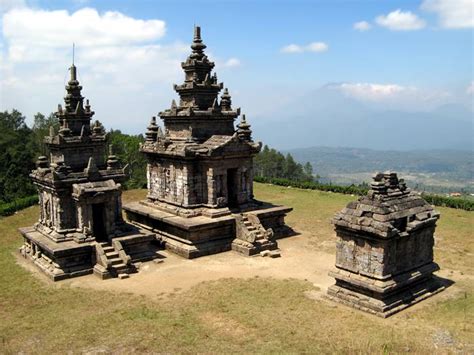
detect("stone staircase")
[93,241,135,279]
[232,213,278,256]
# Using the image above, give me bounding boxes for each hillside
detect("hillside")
[0,184,473,353]
[286,146,473,193]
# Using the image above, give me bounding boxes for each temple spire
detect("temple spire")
[190,25,207,59]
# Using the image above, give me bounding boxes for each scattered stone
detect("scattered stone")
[118,273,129,279]
[154,259,164,264]
[260,250,271,257]
[269,250,281,258]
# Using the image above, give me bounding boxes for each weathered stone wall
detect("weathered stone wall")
[335,226,436,279]
[148,159,190,206]
[147,157,254,208]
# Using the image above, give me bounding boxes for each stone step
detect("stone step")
[102,246,115,253]
[110,257,123,266]
[113,263,127,270]
[105,251,119,258]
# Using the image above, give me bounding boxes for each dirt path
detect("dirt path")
[51,231,336,297]
[17,229,468,305]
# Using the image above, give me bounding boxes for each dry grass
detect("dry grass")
[0,183,472,354]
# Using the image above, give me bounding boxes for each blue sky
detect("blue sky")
[0,0,472,147]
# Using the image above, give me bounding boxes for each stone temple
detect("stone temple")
[327,172,444,317]
[19,64,157,281]
[124,26,293,258]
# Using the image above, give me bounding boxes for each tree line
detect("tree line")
[254,145,314,182]
[2,109,473,213]
[0,109,147,204]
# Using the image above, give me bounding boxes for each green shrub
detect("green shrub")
[0,195,39,217]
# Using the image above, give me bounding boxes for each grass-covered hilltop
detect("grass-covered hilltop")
[1,184,472,353]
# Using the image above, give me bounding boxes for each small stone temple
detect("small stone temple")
[20,64,157,281]
[124,26,292,258]
[327,172,444,317]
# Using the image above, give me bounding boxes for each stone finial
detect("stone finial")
[59,119,71,136]
[190,25,207,59]
[49,125,55,137]
[211,98,219,111]
[145,116,158,142]
[157,126,164,139]
[237,114,252,141]
[220,88,232,111]
[92,120,102,135]
[36,156,49,169]
[69,64,77,82]
[84,156,98,175]
[85,99,91,112]
[369,171,409,197]
[106,144,120,170]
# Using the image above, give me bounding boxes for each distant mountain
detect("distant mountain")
[251,85,473,151]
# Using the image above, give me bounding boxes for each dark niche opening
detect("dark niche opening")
[227,168,238,208]
[92,203,107,242]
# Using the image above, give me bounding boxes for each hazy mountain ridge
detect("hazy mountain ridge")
[252,85,473,151]
[285,146,473,193]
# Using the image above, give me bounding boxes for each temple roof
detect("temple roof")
[332,172,440,238]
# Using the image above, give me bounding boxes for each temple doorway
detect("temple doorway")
[92,203,107,242]
[227,169,238,207]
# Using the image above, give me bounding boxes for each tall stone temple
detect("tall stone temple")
[124,26,292,258]
[20,64,157,281]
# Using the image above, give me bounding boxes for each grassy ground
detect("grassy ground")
[0,183,472,354]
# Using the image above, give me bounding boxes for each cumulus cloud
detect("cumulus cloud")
[0,6,192,132]
[375,9,426,30]
[353,21,372,31]
[421,0,474,29]
[280,42,328,54]
[3,7,166,56]
[222,58,241,68]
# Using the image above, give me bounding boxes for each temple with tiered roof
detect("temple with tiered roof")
[20,64,157,280]
[124,26,293,258]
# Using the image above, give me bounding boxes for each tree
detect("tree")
[108,129,147,189]
[31,112,59,157]
[0,110,36,202]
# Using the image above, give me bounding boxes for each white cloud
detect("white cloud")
[421,0,474,29]
[0,6,191,132]
[353,21,372,31]
[3,7,166,54]
[222,58,241,67]
[330,82,453,111]
[281,44,303,53]
[281,42,328,54]
[467,81,474,95]
[375,9,426,30]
